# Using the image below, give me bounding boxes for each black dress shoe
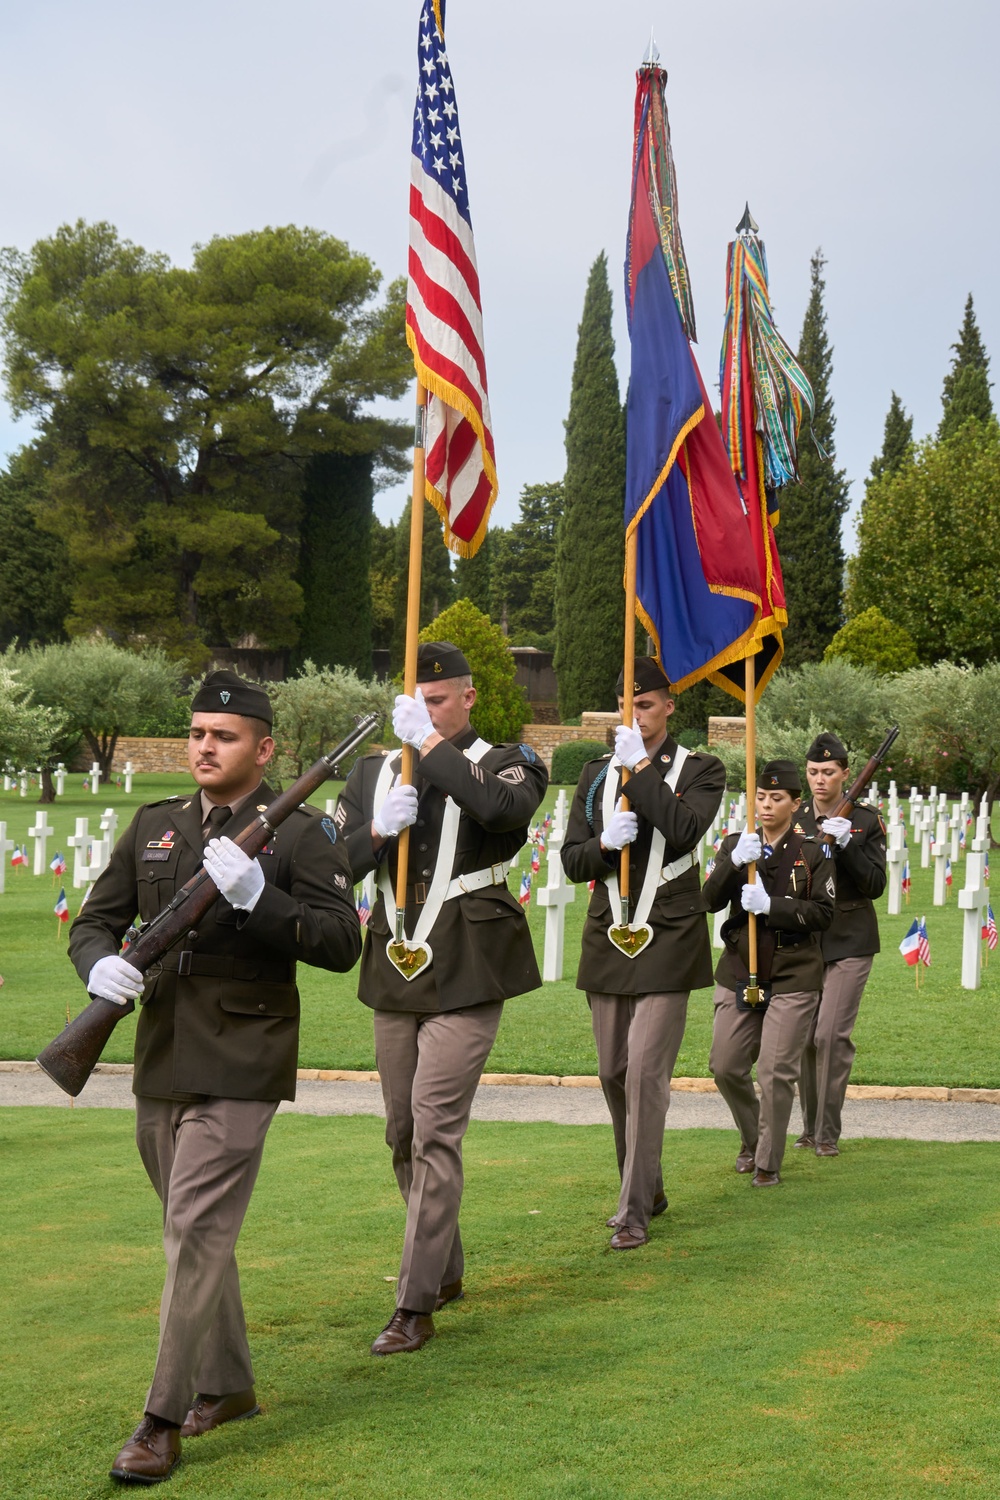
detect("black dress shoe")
[181,1388,260,1438]
[110,1415,181,1484]
[371,1308,435,1355]
[434,1279,464,1311]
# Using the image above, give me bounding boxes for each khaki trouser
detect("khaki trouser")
[709,985,819,1174]
[799,955,874,1146]
[374,1002,503,1315]
[136,1095,278,1427]
[589,991,689,1228]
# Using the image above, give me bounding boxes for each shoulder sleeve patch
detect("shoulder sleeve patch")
[320,817,338,844]
[498,765,526,785]
[519,743,538,763]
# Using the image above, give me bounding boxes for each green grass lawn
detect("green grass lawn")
[2,779,1000,1086]
[1,1108,999,1499]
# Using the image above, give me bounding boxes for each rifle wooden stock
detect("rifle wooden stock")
[819,724,900,842]
[36,713,382,1098]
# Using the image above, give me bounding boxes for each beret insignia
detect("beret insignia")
[220,690,231,705]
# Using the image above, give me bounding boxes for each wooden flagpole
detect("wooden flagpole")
[619,529,638,925]
[392,381,428,944]
[744,654,760,1002]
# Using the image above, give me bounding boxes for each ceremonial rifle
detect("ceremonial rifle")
[817,724,900,842]
[36,713,382,1098]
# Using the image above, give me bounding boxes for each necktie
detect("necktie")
[203,804,232,845]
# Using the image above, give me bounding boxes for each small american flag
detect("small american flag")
[407,0,497,556]
[917,915,931,967]
[518,871,532,907]
[50,851,67,875]
[357,886,371,928]
[983,905,998,950]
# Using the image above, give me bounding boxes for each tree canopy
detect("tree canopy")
[868,391,913,485]
[418,598,526,744]
[939,294,993,440]
[775,251,849,668]
[554,253,626,716]
[847,416,1000,665]
[0,220,410,665]
[824,606,919,675]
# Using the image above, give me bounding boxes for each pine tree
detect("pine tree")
[868,391,913,484]
[492,480,563,646]
[294,451,373,676]
[454,530,495,619]
[939,294,993,439]
[775,250,849,669]
[554,254,626,717]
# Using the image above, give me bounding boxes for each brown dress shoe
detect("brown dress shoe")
[815,1142,840,1157]
[735,1150,756,1174]
[110,1415,181,1485]
[609,1225,649,1250]
[434,1279,464,1312]
[752,1169,781,1187]
[794,1134,816,1149]
[371,1308,435,1355]
[606,1194,667,1228]
[181,1388,260,1438]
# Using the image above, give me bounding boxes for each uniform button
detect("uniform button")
[495,905,503,913]
[422,869,432,878]
[258,1004,266,1012]
[187,930,198,941]
[417,819,425,828]
[418,843,428,852]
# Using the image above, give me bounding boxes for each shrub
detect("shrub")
[824,607,919,674]
[269,662,394,780]
[418,598,527,744]
[550,739,609,785]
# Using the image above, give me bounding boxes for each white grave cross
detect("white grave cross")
[89,762,101,796]
[27,810,55,876]
[959,851,987,990]
[67,818,91,890]
[0,822,14,895]
[537,826,576,981]
[99,807,119,851]
[81,837,110,886]
[886,821,906,916]
[124,760,135,794]
[55,763,67,796]
[932,816,949,905]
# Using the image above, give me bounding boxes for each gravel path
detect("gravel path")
[5,1065,1000,1142]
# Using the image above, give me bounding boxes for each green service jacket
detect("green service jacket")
[796,800,887,961]
[338,727,548,1013]
[68,784,361,1102]
[560,738,725,995]
[703,829,836,994]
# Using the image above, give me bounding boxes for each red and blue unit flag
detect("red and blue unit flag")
[624,64,762,692]
[407,0,497,557]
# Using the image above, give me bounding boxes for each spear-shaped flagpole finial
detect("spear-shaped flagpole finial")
[643,29,660,66]
[736,202,759,236]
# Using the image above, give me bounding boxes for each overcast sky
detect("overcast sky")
[1,0,996,547]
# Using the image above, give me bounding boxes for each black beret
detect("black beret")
[805,731,849,764]
[416,641,471,682]
[757,758,802,794]
[615,656,673,696]
[191,670,273,727]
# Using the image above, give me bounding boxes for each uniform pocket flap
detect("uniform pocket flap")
[462,890,522,921]
[219,982,298,1018]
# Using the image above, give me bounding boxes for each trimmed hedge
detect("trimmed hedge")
[550,738,609,786]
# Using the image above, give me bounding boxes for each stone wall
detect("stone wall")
[109,737,189,774]
[708,716,747,748]
[519,723,604,770]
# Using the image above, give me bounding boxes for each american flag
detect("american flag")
[917,915,931,967]
[357,885,371,928]
[407,0,497,556]
[984,904,998,950]
[50,851,67,875]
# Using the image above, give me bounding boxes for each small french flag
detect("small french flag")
[54,887,69,923]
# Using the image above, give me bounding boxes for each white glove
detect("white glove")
[614,720,647,771]
[374,775,419,838]
[822,816,853,848]
[88,954,144,1005]
[741,881,771,915]
[731,828,762,869]
[203,836,266,912]
[392,690,435,750]
[601,797,639,851]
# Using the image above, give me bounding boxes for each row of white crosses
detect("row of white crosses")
[1,760,134,796]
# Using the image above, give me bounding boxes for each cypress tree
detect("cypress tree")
[869,391,913,484]
[390,498,456,670]
[939,294,993,439]
[775,250,849,669]
[293,451,374,675]
[554,253,626,717]
[454,530,495,619]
